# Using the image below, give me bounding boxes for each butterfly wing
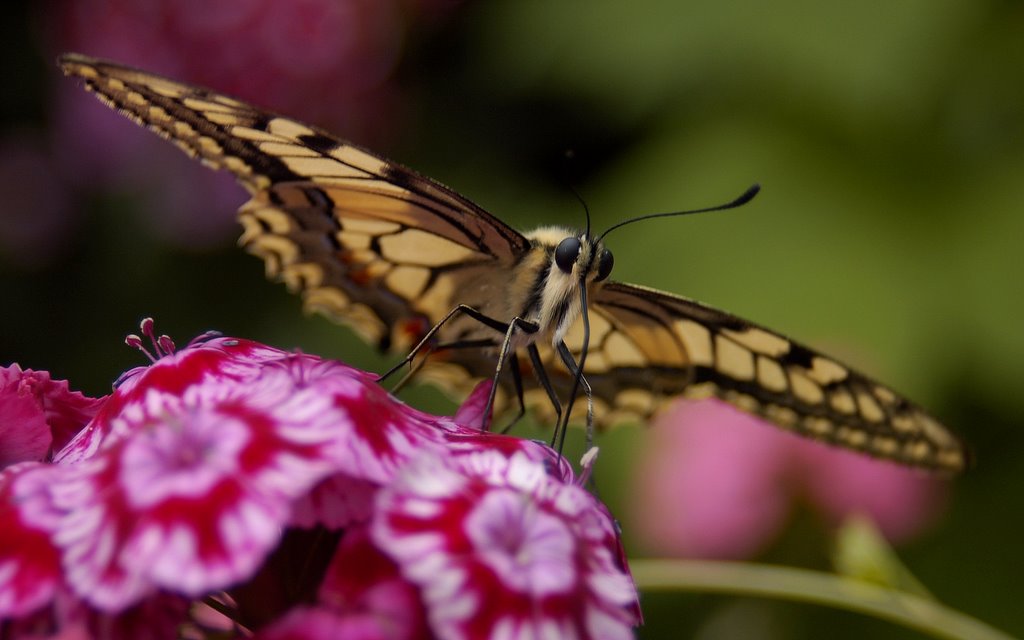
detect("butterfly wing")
[61,54,966,472]
[60,53,531,356]
[537,281,965,471]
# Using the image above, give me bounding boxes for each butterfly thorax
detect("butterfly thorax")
[430,225,609,353]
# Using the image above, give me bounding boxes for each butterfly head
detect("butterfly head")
[521,227,613,344]
[554,234,614,284]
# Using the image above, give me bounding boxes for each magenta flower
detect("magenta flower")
[0,364,105,468]
[52,365,347,611]
[0,321,638,638]
[629,400,947,559]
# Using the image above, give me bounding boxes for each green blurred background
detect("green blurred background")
[1,1,1022,637]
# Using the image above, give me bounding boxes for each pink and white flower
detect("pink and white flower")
[1,323,639,638]
[373,449,640,640]
[52,364,343,611]
[0,463,65,619]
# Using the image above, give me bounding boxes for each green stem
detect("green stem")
[630,559,1016,640]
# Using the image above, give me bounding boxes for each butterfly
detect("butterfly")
[60,53,968,472]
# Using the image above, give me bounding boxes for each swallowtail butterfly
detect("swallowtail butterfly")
[61,53,968,472]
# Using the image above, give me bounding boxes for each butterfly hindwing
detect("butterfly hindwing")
[561,282,965,470]
[450,278,966,471]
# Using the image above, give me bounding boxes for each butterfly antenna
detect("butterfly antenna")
[598,183,760,242]
[568,185,593,237]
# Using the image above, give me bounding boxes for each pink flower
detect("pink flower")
[629,399,946,559]
[52,364,344,611]
[53,332,293,465]
[373,449,640,639]
[0,463,65,619]
[0,364,105,468]
[1,322,637,638]
[794,438,944,542]
[4,591,189,640]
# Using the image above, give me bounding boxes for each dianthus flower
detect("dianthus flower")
[0,321,640,639]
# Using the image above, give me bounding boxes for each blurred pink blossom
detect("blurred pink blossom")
[793,437,944,542]
[629,399,946,559]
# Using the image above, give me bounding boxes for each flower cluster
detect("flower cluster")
[0,322,639,639]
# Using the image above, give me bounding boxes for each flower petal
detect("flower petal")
[1,365,105,467]
[55,337,292,464]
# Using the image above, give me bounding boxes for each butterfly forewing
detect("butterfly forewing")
[60,53,528,351]
[61,53,968,473]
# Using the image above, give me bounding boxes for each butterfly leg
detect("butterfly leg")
[555,341,595,451]
[378,305,538,431]
[526,343,563,437]
[410,336,527,432]
[391,335,551,437]
[388,346,438,394]
[497,352,527,434]
[378,304,510,383]
[389,338,499,395]
[482,316,539,431]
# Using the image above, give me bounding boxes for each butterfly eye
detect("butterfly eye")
[554,237,582,274]
[595,249,614,282]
